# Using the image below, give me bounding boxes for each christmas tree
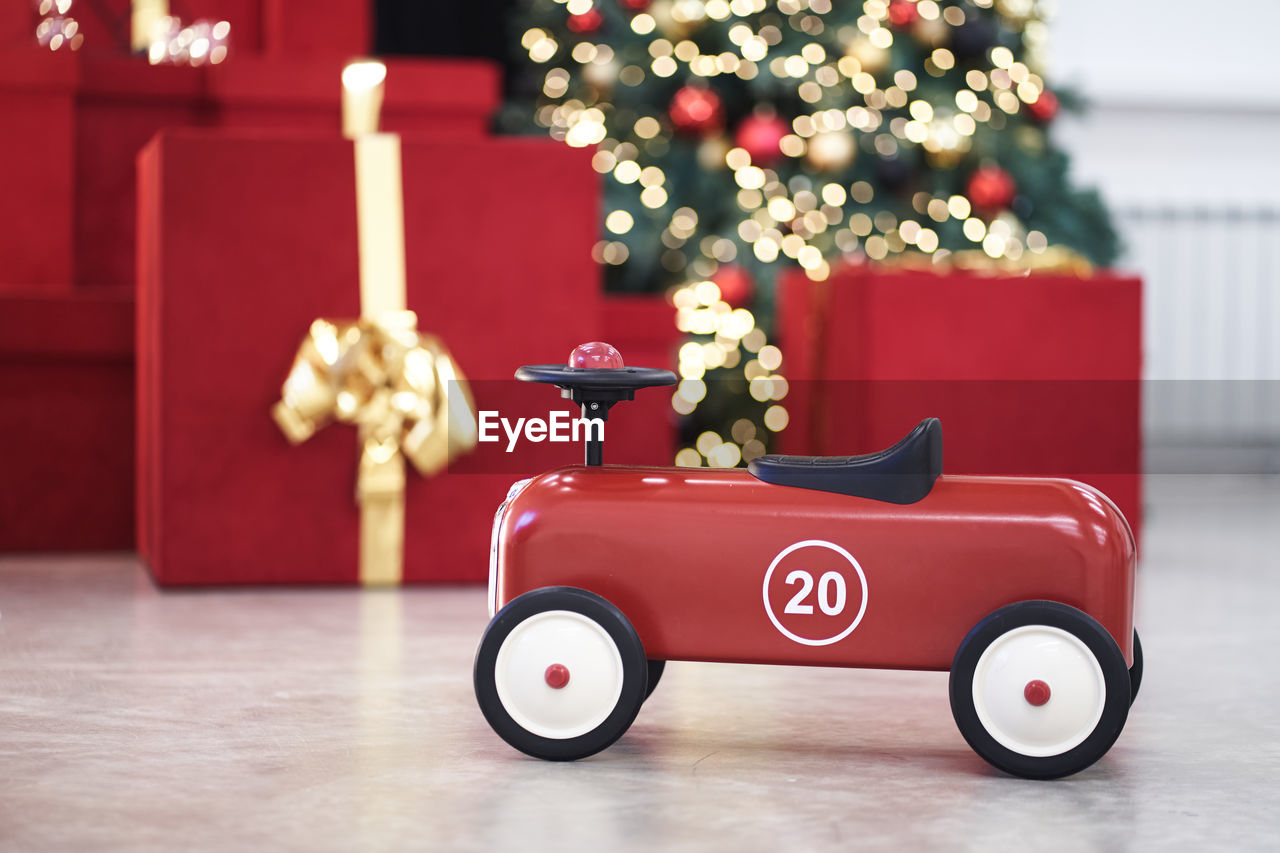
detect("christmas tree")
[502,0,1118,467]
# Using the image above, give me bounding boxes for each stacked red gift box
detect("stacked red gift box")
[777,266,1143,546]
[0,1,679,580]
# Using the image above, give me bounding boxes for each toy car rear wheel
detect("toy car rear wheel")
[949,601,1131,780]
[474,586,648,761]
[1129,630,1143,705]
[645,660,665,700]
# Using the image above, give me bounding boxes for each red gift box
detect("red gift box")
[136,129,605,584]
[75,54,498,291]
[599,296,683,466]
[0,51,75,290]
[0,45,498,294]
[0,47,499,552]
[778,266,1143,543]
[261,1,367,58]
[8,0,367,58]
[0,291,135,550]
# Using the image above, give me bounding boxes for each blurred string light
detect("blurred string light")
[520,0,1079,462]
[35,0,83,51]
[146,17,231,66]
[667,277,788,467]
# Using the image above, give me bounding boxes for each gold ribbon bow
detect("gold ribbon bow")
[270,99,478,584]
[272,312,478,585]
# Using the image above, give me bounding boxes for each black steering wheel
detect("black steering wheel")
[515,363,677,465]
[515,364,677,402]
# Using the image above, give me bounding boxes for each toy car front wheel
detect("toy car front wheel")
[474,586,648,761]
[1129,631,1143,705]
[949,601,1131,780]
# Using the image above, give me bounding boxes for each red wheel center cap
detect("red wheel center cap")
[545,663,571,689]
[1024,679,1051,707]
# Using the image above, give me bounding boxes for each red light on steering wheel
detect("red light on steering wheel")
[568,341,625,370]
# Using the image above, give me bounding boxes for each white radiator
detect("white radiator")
[1116,206,1280,445]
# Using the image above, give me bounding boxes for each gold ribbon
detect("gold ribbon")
[870,245,1095,277]
[272,313,478,584]
[271,131,478,585]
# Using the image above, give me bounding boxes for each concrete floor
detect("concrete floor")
[2,474,1278,851]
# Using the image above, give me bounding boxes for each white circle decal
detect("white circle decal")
[762,539,868,646]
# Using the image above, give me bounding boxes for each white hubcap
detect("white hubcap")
[494,610,625,740]
[972,625,1106,757]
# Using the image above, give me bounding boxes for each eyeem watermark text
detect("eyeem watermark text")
[478,411,604,452]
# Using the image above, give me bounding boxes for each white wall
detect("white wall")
[1049,0,1280,208]
[1046,2,1280,447]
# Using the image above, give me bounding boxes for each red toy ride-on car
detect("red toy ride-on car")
[474,344,1141,779]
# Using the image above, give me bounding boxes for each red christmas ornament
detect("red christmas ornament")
[567,9,603,33]
[668,85,724,136]
[967,165,1017,212]
[1025,89,1060,123]
[712,265,755,308]
[734,112,789,167]
[888,0,920,27]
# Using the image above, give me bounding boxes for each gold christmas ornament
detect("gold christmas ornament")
[649,0,702,41]
[805,129,857,171]
[992,211,1028,242]
[1015,124,1046,155]
[995,0,1038,28]
[922,111,972,168]
[582,58,620,89]
[845,37,889,75]
[697,135,733,170]
[911,15,950,48]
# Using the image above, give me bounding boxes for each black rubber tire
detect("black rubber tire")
[645,660,665,700]
[474,586,647,761]
[1129,631,1143,706]
[949,601,1131,780]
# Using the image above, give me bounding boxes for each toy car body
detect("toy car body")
[474,355,1141,779]
[489,465,1135,673]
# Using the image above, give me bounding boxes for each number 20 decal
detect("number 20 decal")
[783,570,847,616]
[763,540,868,646]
